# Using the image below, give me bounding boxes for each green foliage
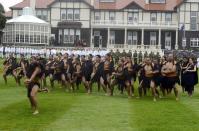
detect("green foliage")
[0,4,5,14]
[0,59,199,130]
[0,3,6,30]
[0,14,6,30]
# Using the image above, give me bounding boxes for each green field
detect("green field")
[0,60,199,131]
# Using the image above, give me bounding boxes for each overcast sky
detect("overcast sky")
[0,0,22,12]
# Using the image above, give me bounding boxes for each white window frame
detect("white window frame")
[165,13,172,24]
[110,31,115,44]
[61,9,66,20]
[69,29,75,44]
[127,31,132,44]
[18,10,22,16]
[165,32,171,50]
[190,38,199,47]
[74,9,80,20]
[75,29,81,41]
[150,32,156,46]
[151,13,157,25]
[128,12,138,24]
[67,9,73,20]
[64,29,68,43]
[132,32,138,45]
[95,12,101,21]
[109,12,115,23]
[190,12,197,31]
[59,29,63,43]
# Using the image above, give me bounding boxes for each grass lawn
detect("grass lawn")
[0,60,199,131]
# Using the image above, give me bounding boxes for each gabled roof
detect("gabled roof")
[47,0,93,8]
[3,11,12,18]
[10,0,184,11]
[7,7,49,24]
[94,0,183,11]
[7,15,48,24]
[10,0,55,9]
[10,0,93,9]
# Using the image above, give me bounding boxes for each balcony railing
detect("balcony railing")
[91,20,178,29]
[107,44,161,51]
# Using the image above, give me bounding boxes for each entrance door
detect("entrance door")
[165,32,171,50]
[94,31,100,47]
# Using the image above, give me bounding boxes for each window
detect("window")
[37,33,41,43]
[67,9,73,20]
[34,32,37,43]
[61,9,66,20]
[40,33,44,43]
[61,9,80,21]
[150,32,156,45]
[165,32,171,50]
[34,25,39,32]
[18,10,22,16]
[16,33,20,43]
[36,10,42,19]
[16,24,20,30]
[109,12,115,21]
[64,29,69,43]
[45,26,48,32]
[132,32,137,45]
[20,31,24,42]
[127,32,132,44]
[30,25,33,31]
[45,35,48,43]
[95,12,101,21]
[42,10,48,21]
[36,10,48,21]
[59,29,63,43]
[30,32,34,43]
[190,38,199,47]
[165,13,172,23]
[150,0,165,3]
[110,31,115,44]
[128,12,138,23]
[15,25,20,43]
[190,12,197,31]
[63,29,77,44]
[94,31,100,36]
[74,9,80,20]
[25,31,29,43]
[20,24,24,31]
[151,13,157,24]
[75,29,81,41]
[70,29,75,43]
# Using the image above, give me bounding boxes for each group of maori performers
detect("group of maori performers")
[2,50,198,114]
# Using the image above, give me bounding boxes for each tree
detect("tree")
[0,15,6,30]
[0,4,5,14]
[0,3,6,45]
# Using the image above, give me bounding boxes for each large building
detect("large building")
[3,0,199,51]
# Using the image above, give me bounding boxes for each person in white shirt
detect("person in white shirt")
[197,58,199,68]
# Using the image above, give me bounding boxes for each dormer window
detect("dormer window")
[150,0,166,4]
[100,0,115,2]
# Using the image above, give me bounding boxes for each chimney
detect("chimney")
[145,0,149,4]
[90,0,94,6]
[30,0,36,14]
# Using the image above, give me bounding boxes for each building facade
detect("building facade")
[5,0,199,51]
